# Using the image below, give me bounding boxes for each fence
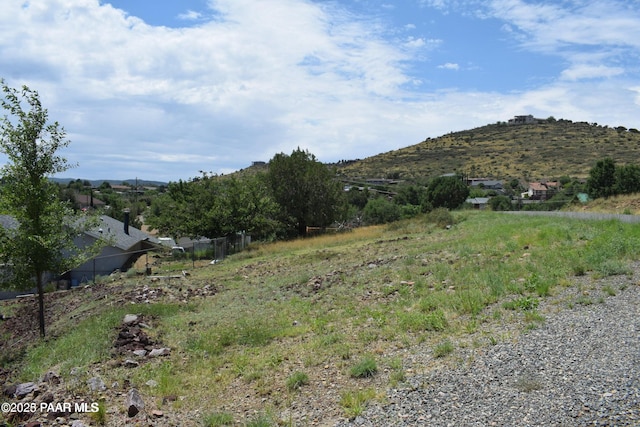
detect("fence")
[179,232,251,262]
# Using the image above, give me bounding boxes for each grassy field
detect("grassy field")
[4,210,640,425]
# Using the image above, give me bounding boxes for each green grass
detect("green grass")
[6,211,640,422]
[340,388,377,419]
[286,371,309,391]
[433,340,455,358]
[203,412,234,426]
[350,356,378,378]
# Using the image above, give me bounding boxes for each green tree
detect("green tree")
[614,164,640,195]
[267,148,345,237]
[0,80,101,337]
[489,195,513,211]
[394,184,426,206]
[586,158,617,199]
[425,175,470,210]
[147,174,281,240]
[362,196,401,225]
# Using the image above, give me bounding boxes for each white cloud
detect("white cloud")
[561,64,625,81]
[177,10,203,21]
[438,62,460,70]
[1,0,640,181]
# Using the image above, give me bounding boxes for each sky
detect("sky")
[1,0,640,182]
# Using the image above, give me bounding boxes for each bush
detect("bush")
[362,197,401,225]
[425,208,454,228]
[286,371,309,391]
[350,356,378,378]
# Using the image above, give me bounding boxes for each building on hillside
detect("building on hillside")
[508,115,545,125]
[468,178,504,191]
[525,181,560,200]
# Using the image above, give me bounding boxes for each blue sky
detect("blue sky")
[2,0,640,182]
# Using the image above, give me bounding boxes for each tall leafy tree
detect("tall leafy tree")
[267,148,345,237]
[586,158,617,199]
[425,175,470,210]
[0,80,100,337]
[614,164,640,195]
[147,174,281,240]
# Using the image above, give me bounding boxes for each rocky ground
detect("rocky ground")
[336,263,640,427]
[2,259,640,426]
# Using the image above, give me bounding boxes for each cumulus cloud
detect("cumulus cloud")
[561,64,625,81]
[438,62,460,70]
[0,0,639,181]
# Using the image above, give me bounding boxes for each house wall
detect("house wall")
[70,237,145,284]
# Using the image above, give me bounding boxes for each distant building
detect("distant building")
[508,115,544,125]
[525,181,559,200]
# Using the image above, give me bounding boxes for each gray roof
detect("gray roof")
[466,197,490,204]
[84,215,158,251]
[0,214,157,251]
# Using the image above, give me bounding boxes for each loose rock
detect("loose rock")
[126,388,145,417]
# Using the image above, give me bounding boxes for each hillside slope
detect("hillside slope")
[336,119,640,181]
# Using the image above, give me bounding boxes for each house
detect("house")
[70,213,159,283]
[74,193,106,210]
[466,197,490,210]
[0,212,159,296]
[508,115,544,125]
[468,178,504,191]
[526,181,559,200]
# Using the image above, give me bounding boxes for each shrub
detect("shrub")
[340,388,376,419]
[425,208,454,228]
[286,371,309,391]
[350,356,378,378]
[433,340,454,358]
[363,197,401,225]
[203,412,234,426]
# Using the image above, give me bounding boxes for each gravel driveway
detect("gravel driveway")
[336,262,640,427]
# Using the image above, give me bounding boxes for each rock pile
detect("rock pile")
[112,314,170,362]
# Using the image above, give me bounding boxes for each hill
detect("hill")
[335,119,640,182]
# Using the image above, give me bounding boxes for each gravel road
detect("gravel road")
[336,263,640,427]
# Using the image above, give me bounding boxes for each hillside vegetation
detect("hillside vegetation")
[3,211,640,426]
[336,120,640,181]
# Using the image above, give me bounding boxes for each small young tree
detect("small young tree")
[0,80,100,337]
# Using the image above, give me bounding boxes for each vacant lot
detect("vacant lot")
[2,210,640,426]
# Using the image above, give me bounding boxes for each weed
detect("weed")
[602,285,616,296]
[286,371,309,391]
[340,388,377,419]
[514,374,543,392]
[503,296,539,311]
[433,340,454,358]
[203,412,234,426]
[350,356,378,378]
[398,309,448,332]
[575,295,594,306]
[89,400,107,425]
[245,414,273,427]
[523,310,545,324]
